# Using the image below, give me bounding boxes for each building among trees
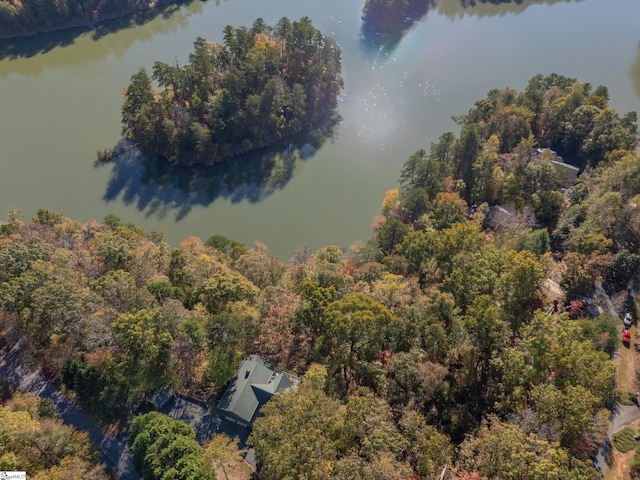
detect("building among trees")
[531,148,580,186]
[217,355,296,427]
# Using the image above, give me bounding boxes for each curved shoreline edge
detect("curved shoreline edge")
[0,0,185,42]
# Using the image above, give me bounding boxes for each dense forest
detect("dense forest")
[120,17,343,164]
[0,391,109,478]
[1,73,639,478]
[0,0,179,39]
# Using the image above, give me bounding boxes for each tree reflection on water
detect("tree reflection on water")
[633,43,640,102]
[360,0,580,53]
[360,0,435,53]
[96,115,340,221]
[0,0,205,65]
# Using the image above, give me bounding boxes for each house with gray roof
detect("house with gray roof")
[217,355,295,427]
[551,158,579,186]
[486,205,514,230]
[531,148,579,186]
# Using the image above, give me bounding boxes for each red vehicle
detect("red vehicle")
[623,327,632,345]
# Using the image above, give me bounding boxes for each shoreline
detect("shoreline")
[0,0,187,42]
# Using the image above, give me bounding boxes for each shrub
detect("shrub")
[612,427,638,453]
[605,250,640,291]
[630,449,640,478]
[616,390,638,406]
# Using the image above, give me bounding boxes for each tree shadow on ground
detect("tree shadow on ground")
[602,437,613,467]
[0,0,206,62]
[97,116,340,221]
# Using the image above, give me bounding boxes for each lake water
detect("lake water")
[1,0,639,258]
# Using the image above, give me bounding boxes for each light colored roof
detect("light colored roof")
[252,371,293,395]
[551,159,579,172]
[217,355,293,424]
[542,278,565,302]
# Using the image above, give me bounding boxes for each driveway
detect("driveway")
[158,393,250,447]
[612,402,640,434]
[0,334,250,479]
[0,337,139,479]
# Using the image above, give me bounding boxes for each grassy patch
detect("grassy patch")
[614,427,639,453]
[619,389,639,406]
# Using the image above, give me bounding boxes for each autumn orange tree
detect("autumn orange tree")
[0,393,109,478]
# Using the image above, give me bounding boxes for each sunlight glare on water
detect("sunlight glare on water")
[0,0,639,258]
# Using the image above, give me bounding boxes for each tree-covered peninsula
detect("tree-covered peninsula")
[121,17,343,164]
[0,0,179,39]
[2,74,639,479]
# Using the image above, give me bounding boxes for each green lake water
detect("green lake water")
[1,0,639,258]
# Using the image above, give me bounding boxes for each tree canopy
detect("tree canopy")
[0,0,170,39]
[129,411,214,480]
[1,73,637,479]
[121,17,343,164]
[0,392,108,478]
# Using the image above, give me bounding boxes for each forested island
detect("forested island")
[1,74,640,479]
[120,17,343,164]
